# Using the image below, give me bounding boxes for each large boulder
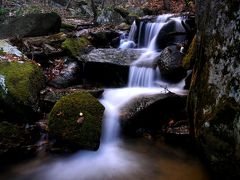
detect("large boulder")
[48,92,104,150]
[188,0,240,178]
[81,48,143,66]
[80,48,143,87]
[0,13,61,39]
[157,45,186,82]
[120,92,187,136]
[0,61,45,119]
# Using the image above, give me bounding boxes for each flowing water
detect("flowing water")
[0,14,210,180]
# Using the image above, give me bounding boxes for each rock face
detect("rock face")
[188,0,240,178]
[48,92,104,150]
[0,61,45,119]
[0,13,61,38]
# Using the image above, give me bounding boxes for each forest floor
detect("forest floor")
[1,0,195,22]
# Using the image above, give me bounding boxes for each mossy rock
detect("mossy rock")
[48,92,104,150]
[0,61,45,119]
[61,37,91,57]
[182,35,197,70]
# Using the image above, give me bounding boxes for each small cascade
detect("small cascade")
[137,14,172,48]
[119,21,137,49]
[128,14,185,87]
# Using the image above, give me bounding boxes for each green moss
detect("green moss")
[61,37,91,57]
[48,91,104,150]
[182,35,197,69]
[0,61,45,108]
[61,23,76,32]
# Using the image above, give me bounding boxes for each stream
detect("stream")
[0,14,211,180]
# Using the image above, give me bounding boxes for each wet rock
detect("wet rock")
[188,0,240,178]
[0,13,61,39]
[48,92,104,150]
[155,19,187,50]
[120,92,187,136]
[80,48,143,87]
[0,61,45,120]
[157,45,186,82]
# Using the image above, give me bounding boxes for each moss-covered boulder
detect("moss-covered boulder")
[61,37,91,58]
[0,61,45,119]
[48,92,104,150]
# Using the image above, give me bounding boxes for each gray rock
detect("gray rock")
[81,48,143,66]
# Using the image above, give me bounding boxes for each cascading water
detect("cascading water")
[119,21,137,49]
[128,14,185,87]
[1,14,209,180]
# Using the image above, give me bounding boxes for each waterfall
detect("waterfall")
[141,15,171,48]
[119,21,137,49]
[128,14,178,87]
[12,14,189,180]
[102,14,186,145]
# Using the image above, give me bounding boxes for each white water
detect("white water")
[128,14,183,87]
[119,21,137,49]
